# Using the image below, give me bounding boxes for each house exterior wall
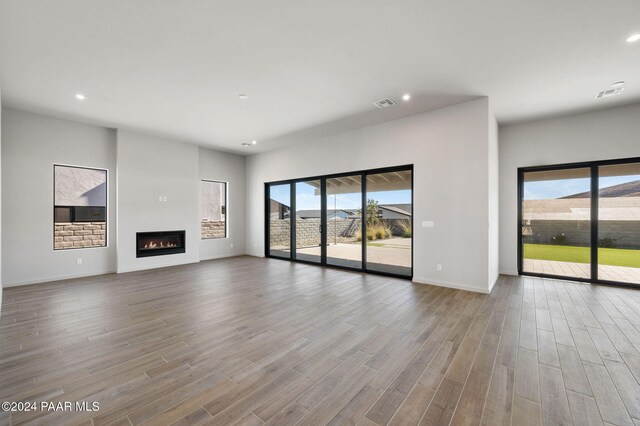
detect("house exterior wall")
[55,166,106,206]
[201,181,224,221]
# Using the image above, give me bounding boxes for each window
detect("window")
[265,165,413,278]
[201,180,227,239]
[54,165,107,250]
[518,157,640,287]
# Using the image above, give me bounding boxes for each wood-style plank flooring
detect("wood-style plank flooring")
[1,256,640,425]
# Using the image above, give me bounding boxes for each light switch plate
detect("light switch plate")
[422,221,435,228]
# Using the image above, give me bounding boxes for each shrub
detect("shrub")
[398,220,412,238]
[551,231,568,245]
[361,223,392,241]
[598,236,617,248]
[372,223,391,240]
[354,230,362,242]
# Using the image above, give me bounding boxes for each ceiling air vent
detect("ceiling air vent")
[373,98,396,108]
[595,87,624,100]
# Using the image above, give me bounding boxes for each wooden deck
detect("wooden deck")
[1,256,640,425]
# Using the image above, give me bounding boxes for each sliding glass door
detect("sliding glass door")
[519,157,640,287]
[365,170,413,276]
[267,183,291,258]
[598,162,640,284]
[326,175,363,269]
[294,180,322,263]
[521,168,592,279]
[265,165,413,278]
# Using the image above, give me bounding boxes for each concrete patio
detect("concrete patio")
[523,258,640,284]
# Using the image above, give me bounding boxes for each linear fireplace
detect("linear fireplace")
[136,230,186,258]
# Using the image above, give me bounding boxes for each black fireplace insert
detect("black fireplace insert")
[136,230,186,258]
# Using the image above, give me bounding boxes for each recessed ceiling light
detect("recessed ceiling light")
[402,94,411,101]
[241,143,251,147]
[75,93,86,100]
[612,81,625,87]
[238,94,248,100]
[626,33,640,43]
[251,140,257,145]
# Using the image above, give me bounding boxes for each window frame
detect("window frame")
[517,155,640,288]
[264,164,414,280]
[200,179,228,240]
[53,163,109,251]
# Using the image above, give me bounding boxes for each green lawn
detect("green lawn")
[524,244,640,268]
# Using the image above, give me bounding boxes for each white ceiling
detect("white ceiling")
[1,0,639,154]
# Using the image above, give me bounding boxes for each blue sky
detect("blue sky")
[270,182,411,211]
[524,175,640,200]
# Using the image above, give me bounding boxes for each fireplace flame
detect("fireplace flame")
[143,241,178,249]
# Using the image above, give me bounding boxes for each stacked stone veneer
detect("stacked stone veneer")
[270,218,363,248]
[201,219,226,239]
[54,222,106,249]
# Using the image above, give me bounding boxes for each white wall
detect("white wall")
[1,110,246,285]
[1,108,117,286]
[246,98,496,293]
[116,129,200,273]
[0,90,3,308]
[499,102,640,275]
[199,146,246,260]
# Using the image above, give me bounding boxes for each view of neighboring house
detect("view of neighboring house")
[269,199,291,219]
[295,204,411,220]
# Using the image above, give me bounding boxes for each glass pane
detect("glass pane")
[54,165,107,250]
[269,183,291,258]
[326,175,363,269]
[598,163,640,285]
[522,168,591,278]
[365,169,412,276]
[294,180,322,263]
[201,181,226,239]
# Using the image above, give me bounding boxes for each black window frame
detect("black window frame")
[201,179,228,240]
[265,164,414,280]
[518,155,640,288]
[53,164,108,251]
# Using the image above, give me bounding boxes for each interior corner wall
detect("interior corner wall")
[1,108,117,286]
[199,146,247,260]
[116,129,200,273]
[499,102,640,276]
[488,106,499,290]
[246,97,494,293]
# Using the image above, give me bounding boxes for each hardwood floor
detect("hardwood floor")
[1,256,640,425]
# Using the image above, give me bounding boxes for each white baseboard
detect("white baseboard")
[500,270,519,277]
[4,269,117,288]
[412,276,490,294]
